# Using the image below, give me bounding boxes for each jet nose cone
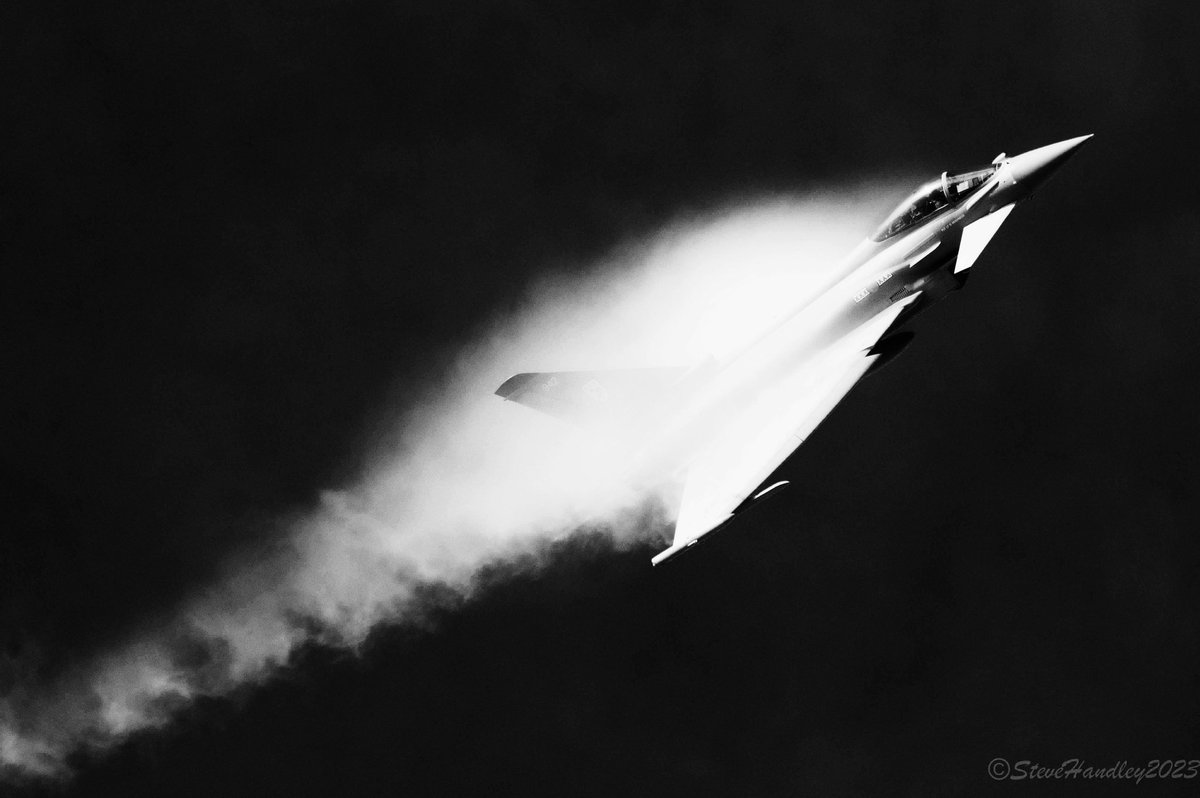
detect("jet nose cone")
[1006,134,1093,190]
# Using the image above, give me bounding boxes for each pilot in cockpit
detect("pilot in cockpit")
[872,166,994,241]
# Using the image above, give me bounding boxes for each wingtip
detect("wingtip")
[651,540,696,567]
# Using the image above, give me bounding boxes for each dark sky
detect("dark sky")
[4,0,1200,794]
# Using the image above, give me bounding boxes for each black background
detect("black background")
[4,0,1200,794]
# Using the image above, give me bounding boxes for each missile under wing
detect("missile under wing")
[497,136,1093,566]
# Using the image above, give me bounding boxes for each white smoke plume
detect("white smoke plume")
[0,189,898,781]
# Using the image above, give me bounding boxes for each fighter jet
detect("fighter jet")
[496,135,1093,565]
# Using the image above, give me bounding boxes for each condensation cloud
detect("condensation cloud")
[0,189,900,781]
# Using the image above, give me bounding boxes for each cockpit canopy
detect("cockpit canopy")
[871,167,995,241]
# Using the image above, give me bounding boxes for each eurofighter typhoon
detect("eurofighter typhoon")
[496,136,1092,565]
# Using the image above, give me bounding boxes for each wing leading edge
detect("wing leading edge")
[652,293,922,566]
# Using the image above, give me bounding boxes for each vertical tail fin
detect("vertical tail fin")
[495,367,688,428]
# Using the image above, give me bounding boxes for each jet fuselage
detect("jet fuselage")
[630,148,1027,480]
[494,135,1093,565]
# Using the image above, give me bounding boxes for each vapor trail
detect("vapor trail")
[0,191,895,781]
